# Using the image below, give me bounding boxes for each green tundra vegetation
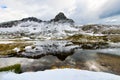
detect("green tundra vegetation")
[67,34,120,43]
[102,29,120,34]
[0,64,21,73]
[67,34,108,42]
[107,35,120,42]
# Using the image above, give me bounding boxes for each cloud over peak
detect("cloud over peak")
[0,0,120,24]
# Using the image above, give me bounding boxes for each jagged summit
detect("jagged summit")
[54,12,67,21]
[50,12,74,24]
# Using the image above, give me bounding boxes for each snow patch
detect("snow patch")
[0,41,13,44]
[13,47,20,52]
[25,46,32,50]
[0,69,120,80]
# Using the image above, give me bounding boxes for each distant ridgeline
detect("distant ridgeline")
[0,12,74,28]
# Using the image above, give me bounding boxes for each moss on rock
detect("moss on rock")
[0,64,21,73]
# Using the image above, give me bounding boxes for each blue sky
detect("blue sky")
[0,5,7,9]
[0,0,120,24]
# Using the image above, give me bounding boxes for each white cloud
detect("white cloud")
[0,8,29,22]
[0,0,76,22]
[97,15,120,25]
[0,0,120,24]
[99,0,120,18]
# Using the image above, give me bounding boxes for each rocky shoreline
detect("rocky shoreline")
[0,48,120,75]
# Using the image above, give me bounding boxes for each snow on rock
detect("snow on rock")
[20,37,31,40]
[0,21,120,40]
[0,69,120,80]
[21,40,79,58]
[0,21,79,39]
[0,41,13,44]
[25,46,32,50]
[13,47,20,52]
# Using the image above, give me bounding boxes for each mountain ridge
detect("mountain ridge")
[0,12,74,28]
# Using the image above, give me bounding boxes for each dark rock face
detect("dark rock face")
[50,12,74,24]
[21,17,42,23]
[0,17,42,28]
[53,12,67,21]
[0,21,19,28]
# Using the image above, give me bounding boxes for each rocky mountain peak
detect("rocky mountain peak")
[50,12,74,24]
[54,12,67,21]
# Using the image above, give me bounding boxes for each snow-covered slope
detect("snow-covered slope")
[0,69,120,80]
[0,19,120,40]
[0,21,78,39]
[0,13,77,39]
